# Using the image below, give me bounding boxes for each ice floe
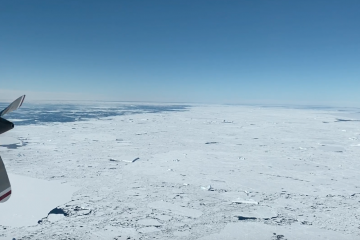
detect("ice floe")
[0,174,77,227]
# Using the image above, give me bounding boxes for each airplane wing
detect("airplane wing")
[0,95,26,117]
[0,156,11,203]
[0,95,26,203]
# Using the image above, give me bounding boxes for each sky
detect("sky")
[0,1,359,105]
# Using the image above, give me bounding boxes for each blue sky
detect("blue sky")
[0,1,359,105]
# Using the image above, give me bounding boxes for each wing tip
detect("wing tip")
[0,189,11,203]
[19,95,26,108]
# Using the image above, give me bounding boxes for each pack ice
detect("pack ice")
[0,104,359,239]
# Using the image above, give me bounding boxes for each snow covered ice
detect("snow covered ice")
[1,103,360,239]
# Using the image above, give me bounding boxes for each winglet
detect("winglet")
[0,156,11,203]
[0,95,26,117]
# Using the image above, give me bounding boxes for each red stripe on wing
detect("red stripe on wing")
[19,95,26,107]
[0,190,11,202]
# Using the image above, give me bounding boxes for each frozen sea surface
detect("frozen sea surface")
[0,101,189,126]
[0,174,77,227]
[1,103,360,239]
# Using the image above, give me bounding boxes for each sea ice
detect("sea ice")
[0,174,77,227]
[148,201,203,218]
[1,103,360,239]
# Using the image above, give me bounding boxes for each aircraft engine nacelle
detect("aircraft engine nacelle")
[0,117,14,135]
